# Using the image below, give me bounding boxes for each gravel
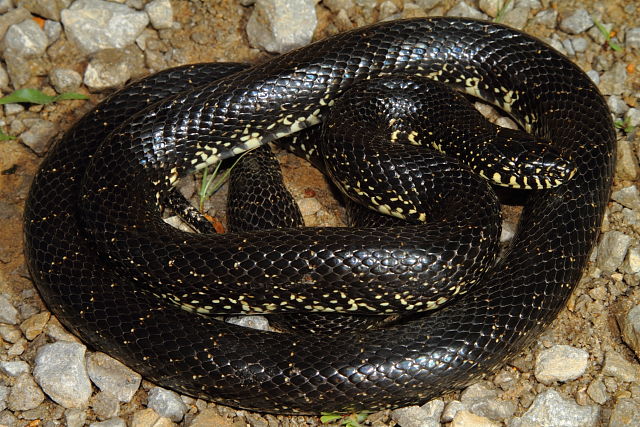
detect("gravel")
[0,0,639,425]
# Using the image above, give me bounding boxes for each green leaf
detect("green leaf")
[0,131,16,141]
[320,412,344,423]
[592,18,623,52]
[0,88,88,105]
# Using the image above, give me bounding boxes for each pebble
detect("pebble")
[83,46,145,91]
[0,63,8,89]
[609,397,640,425]
[246,0,317,53]
[534,345,589,383]
[3,18,48,58]
[18,0,64,20]
[616,139,639,180]
[19,311,50,340]
[459,382,516,421]
[91,391,120,420]
[61,0,149,54]
[145,0,173,30]
[147,387,189,422]
[451,410,499,427]
[599,62,628,95]
[602,351,640,382]
[559,8,593,34]
[33,341,93,408]
[626,27,640,49]
[626,247,640,274]
[65,408,88,427]
[607,95,629,116]
[86,352,142,403]
[20,118,58,155]
[188,408,235,427]
[49,68,83,94]
[0,360,30,377]
[478,0,511,18]
[90,417,127,427]
[130,408,175,427]
[535,9,557,28]
[385,401,443,426]
[586,378,608,404]
[446,1,488,20]
[44,19,62,42]
[7,373,45,411]
[596,231,632,273]
[0,294,19,324]
[297,197,323,217]
[625,108,640,128]
[612,186,640,212]
[0,385,8,411]
[0,0,11,14]
[0,7,31,41]
[509,389,600,427]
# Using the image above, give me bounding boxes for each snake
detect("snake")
[24,17,615,414]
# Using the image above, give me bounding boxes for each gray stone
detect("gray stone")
[509,389,599,427]
[391,405,439,427]
[625,108,640,128]
[130,408,174,427]
[599,62,628,96]
[586,378,608,404]
[0,63,8,89]
[91,391,120,420]
[597,231,632,273]
[83,47,145,91]
[147,387,188,422]
[609,398,640,426]
[619,305,640,358]
[626,27,640,49]
[0,360,30,377]
[612,186,640,211]
[89,418,127,427]
[0,385,9,411]
[446,1,488,20]
[501,6,530,30]
[616,139,639,180]
[65,408,88,427]
[16,0,69,21]
[7,373,45,411]
[3,18,48,58]
[49,68,83,94]
[246,0,317,53]
[33,341,92,408]
[586,70,599,85]
[0,294,19,324]
[323,0,354,13]
[0,324,21,343]
[61,0,149,54]
[602,351,640,382]
[44,19,62,42]
[442,400,465,422]
[535,9,557,28]
[0,7,31,41]
[626,246,640,274]
[378,1,399,20]
[145,0,173,29]
[478,0,512,18]
[19,119,57,155]
[559,8,593,34]
[534,345,589,383]
[0,0,12,13]
[86,352,142,403]
[607,95,629,116]
[452,411,500,427]
[459,382,516,421]
[571,37,588,52]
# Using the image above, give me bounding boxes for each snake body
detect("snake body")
[24,18,615,413]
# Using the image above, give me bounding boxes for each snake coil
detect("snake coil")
[24,18,615,413]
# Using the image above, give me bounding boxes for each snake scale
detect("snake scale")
[24,18,615,413]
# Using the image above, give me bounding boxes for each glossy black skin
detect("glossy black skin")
[24,18,615,413]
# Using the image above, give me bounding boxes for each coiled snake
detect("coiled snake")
[24,18,615,413]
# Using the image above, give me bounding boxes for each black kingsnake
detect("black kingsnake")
[24,18,615,413]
